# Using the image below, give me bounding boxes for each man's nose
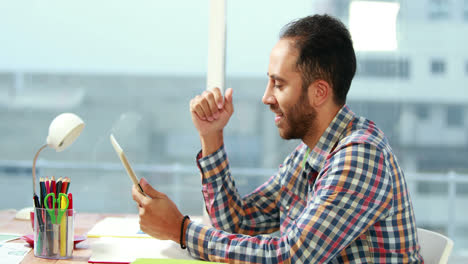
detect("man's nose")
[262,87,276,105]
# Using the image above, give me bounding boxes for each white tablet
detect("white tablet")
[110,134,146,196]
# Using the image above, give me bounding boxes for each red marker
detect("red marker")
[66,193,73,257]
[67,193,73,216]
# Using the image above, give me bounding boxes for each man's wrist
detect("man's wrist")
[200,132,223,157]
[180,216,191,249]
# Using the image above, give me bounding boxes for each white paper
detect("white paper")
[0,234,21,243]
[87,217,151,238]
[0,243,31,264]
[88,237,193,263]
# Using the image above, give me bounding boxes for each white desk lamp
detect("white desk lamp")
[32,113,85,201]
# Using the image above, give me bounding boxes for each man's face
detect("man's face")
[263,38,317,140]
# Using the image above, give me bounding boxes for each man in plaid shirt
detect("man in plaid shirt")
[133,14,423,263]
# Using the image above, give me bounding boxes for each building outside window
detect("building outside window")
[464,0,468,20]
[428,0,451,20]
[431,59,446,74]
[447,105,464,127]
[416,105,430,121]
[356,58,410,78]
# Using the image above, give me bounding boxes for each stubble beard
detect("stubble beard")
[278,93,317,140]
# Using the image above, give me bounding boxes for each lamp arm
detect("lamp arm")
[32,144,48,196]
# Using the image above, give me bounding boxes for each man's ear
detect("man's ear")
[308,80,331,107]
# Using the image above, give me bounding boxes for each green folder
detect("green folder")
[132,258,222,264]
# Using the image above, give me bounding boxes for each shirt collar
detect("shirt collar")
[305,104,355,172]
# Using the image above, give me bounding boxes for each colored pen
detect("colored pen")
[50,177,59,256]
[66,193,73,256]
[34,205,44,256]
[60,195,67,257]
[45,177,51,208]
[65,178,71,194]
[32,195,43,229]
[67,193,73,217]
[46,210,54,256]
[61,178,68,194]
[33,194,40,210]
[56,177,62,196]
[33,194,44,232]
[32,195,43,233]
[51,176,56,198]
[52,220,59,255]
[37,179,46,255]
[40,178,46,208]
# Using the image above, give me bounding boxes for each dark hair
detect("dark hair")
[280,14,356,106]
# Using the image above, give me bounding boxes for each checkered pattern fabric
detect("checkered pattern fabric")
[185,105,423,263]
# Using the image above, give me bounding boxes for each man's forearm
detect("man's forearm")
[200,132,224,157]
[185,222,291,263]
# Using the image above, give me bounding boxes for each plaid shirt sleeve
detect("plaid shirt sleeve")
[186,143,394,263]
[197,145,282,235]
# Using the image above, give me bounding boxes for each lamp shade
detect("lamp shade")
[46,113,85,152]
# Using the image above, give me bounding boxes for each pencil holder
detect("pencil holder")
[33,207,74,259]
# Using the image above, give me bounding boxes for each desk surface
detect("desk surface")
[0,209,129,263]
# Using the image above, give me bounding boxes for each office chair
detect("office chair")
[417,228,454,264]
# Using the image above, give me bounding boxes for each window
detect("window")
[464,0,468,20]
[417,182,448,195]
[428,0,451,20]
[431,59,446,74]
[356,58,410,78]
[416,105,430,120]
[335,0,350,19]
[447,105,464,127]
